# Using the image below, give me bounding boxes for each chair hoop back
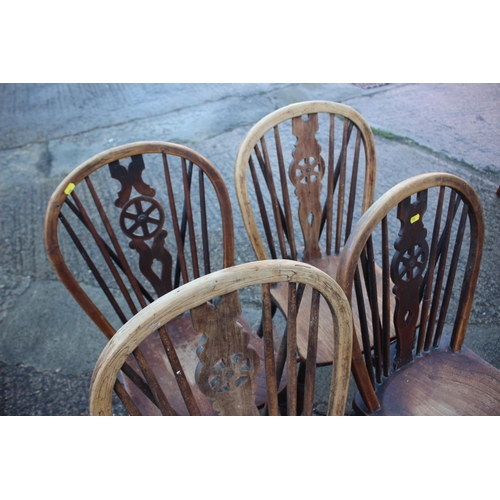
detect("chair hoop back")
[90,260,353,416]
[234,101,377,261]
[336,172,485,413]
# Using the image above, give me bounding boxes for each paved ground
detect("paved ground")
[1,83,499,416]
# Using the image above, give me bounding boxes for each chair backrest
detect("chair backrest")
[89,260,353,416]
[44,141,234,340]
[234,101,377,263]
[335,172,485,413]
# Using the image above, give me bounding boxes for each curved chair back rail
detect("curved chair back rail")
[90,260,353,416]
[44,141,235,339]
[233,101,376,366]
[234,100,377,262]
[44,141,237,416]
[336,172,500,415]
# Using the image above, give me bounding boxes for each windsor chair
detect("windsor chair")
[44,141,271,415]
[90,260,353,416]
[336,172,500,415]
[234,101,378,365]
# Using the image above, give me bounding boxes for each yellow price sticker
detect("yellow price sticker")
[410,214,420,224]
[64,182,76,195]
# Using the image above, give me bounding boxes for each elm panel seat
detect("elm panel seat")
[336,172,500,415]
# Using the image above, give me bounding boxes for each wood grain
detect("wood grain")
[89,260,353,416]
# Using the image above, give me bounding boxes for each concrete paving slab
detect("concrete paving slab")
[345,83,500,175]
[1,83,499,415]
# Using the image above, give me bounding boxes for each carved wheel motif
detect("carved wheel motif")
[288,114,325,261]
[292,156,324,185]
[204,352,253,397]
[393,243,427,282]
[192,294,260,415]
[119,196,165,240]
[390,191,429,368]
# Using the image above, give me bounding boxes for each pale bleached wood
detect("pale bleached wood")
[90,259,353,416]
[234,101,377,261]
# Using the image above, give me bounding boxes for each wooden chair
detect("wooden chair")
[44,141,242,415]
[89,260,353,416]
[234,101,377,365]
[336,172,500,415]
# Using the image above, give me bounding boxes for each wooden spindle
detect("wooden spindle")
[70,191,139,315]
[424,190,456,351]
[163,153,189,285]
[199,170,210,275]
[302,288,321,415]
[274,125,297,259]
[417,187,445,354]
[325,114,335,255]
[258,138,288,258]
[366,236,382,383]
[85,176,148,309]
[345,129,361,242]
[262,283,279,415]
[354,262,375,386]
[286,282,298,416]
[381,216,391,377]
[249,155,278,259]
[433,203,468,347]
[335,119,349,254]
[181,158,200,279]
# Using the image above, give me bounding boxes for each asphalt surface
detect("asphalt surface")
[1,83,499,416]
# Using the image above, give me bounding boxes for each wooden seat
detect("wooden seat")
[89,260,353,416]
[118,311,282,415]
[44,141,251,415]
[234,101,377,364]
[336,172,500,415]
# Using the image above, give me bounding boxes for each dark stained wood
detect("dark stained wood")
[262,283,279,415]
[391,190,429,369]
[353,342,500,416]
[302,288,321,415]
[249,155,278,259]
[286,282,298,415]
[274,125,297,259]
[44,141,236,415]
[334,119,349,255]
[416,186,445,355]
[336,172,500,416]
